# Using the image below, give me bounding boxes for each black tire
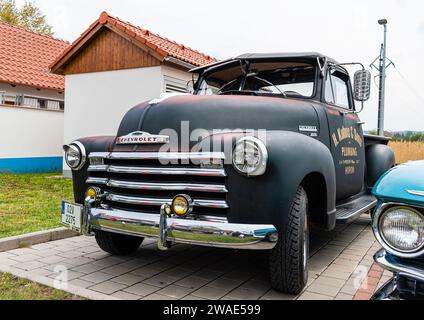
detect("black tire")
[94,230,144,255]
[269,186,309,294]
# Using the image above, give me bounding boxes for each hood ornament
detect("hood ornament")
[116,131,170,145]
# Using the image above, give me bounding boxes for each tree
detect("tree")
[0,0,53,36]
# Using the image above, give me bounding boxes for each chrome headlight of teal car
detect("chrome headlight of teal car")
[373,203,424,257]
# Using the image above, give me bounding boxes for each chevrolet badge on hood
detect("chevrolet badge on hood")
[116,131,170,145]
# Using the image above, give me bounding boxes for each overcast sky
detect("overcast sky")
[16,0,424,131]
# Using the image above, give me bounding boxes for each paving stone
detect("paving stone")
[157,284,194,299]
[181,295,207,300]
[111,291,141,300]
[124,283,160,297]
[224,287,266,300]
[321,269,352,280]
[10,254,41,263]
[92,256,126,267]
[29,249,62,258]
[334,293,354,300]
[297,291,333,300]
[71,263,105,274]
[0,258,19,266]
[193,269,224,281]
[174,276,210,290]
[208,277,242,291]
[143,274,178,288]
[89,281,128,295]
[192,286,228,300]
[143,293,177,300]
[80,271,115,284]
[112,273,145,286]
[260,289,296,300]
[102,264,136,276]
[307,282,341,297]
[14,260,46,271]
[57,250,85,259]
[37,255,67,264]
[69,278,96,289]
[48,270,85,281]
[0,252,16,259]
[313,276,346,288]
[7,248,39,256]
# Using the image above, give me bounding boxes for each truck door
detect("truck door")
[324,67,365,201]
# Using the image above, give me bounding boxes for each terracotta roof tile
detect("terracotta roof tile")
[0,22,68,91]
[108,13,216,66]
[51,12,216,71]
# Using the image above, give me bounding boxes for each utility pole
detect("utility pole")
[371,19,394,136]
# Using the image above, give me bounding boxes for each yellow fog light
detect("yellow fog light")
[85,187,101,201]
[171,194,193,217]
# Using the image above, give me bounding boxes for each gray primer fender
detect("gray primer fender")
[365,144,396,189]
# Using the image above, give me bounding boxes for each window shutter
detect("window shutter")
[164,76,187,93]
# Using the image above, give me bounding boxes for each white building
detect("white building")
[0,22,69,173]
[50,12,216,176]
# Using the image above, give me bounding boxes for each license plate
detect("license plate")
[61,201,83,232]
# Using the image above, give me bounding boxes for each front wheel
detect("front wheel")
[269,186,309,294]
[94,230,144,255]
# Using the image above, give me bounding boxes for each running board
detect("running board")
[336,194,377,224]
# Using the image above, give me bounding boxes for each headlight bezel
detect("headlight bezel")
[373,202,424,258]
[64,141,86,170]
[232,136,268,177]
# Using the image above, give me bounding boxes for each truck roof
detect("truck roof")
[190,52,338,73]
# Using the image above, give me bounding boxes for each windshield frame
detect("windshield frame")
[194,58,319,100]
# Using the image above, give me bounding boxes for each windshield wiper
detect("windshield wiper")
[252,76,287,97]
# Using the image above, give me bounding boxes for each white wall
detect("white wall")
[64,66,163,143]
[0,106,63,157]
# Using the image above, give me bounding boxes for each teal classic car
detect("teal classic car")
[371,160,424,300]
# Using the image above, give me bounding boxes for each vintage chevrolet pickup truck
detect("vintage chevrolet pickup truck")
[62,52,395,294]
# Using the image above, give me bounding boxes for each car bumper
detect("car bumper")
[371,249,424,300]
[81,202,278,250]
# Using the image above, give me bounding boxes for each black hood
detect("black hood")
[115,95,319,150]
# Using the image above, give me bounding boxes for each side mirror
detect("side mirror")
[353,70,371,102]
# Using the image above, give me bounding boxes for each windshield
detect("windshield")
[196,60,316,98]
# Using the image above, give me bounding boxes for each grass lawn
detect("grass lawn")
[0,273,82,300]
[0,173,74,238]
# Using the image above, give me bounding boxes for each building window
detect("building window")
[164,76,187,93]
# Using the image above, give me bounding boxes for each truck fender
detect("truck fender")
[65,136,116,204]
[264,131,337,229]
[365,144,396,189]
[205,130,337,230]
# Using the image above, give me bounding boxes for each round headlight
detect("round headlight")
[64,142,86,170]
[171,194,193,217]
[232,136,268,176]
[378,206,424,253]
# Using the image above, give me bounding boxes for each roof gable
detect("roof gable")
[0,22,68,90]
[51,12,216,75]
[58,27,161,75]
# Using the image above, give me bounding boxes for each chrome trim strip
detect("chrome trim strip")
[406,190,424,197]
[374,249,424,282]
[86,207,277,250]
[89,152,226,161]
[372,202,424,258]
[106,193,229,209]
[88,165,226,177]
[86,177,228,193]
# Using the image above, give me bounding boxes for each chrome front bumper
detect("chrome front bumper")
[372,249,424,300]
[82,201,278,250]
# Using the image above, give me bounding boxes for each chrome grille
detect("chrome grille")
[86,152,228,216]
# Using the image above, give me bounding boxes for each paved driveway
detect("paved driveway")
[0,214,391,300]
